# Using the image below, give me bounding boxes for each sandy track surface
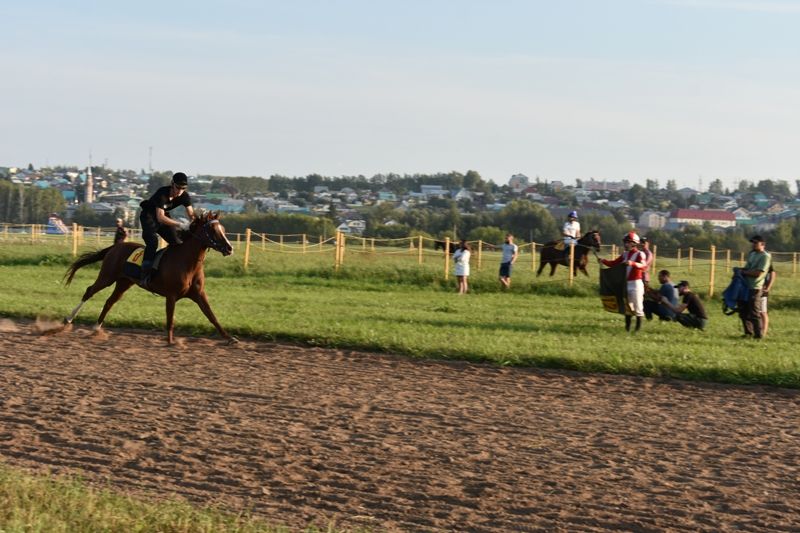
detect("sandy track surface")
[0,318,798,532]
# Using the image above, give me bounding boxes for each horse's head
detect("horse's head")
[191,211,233,256]
[584,230,601,251]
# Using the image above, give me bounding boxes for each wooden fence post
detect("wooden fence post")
[96,226,101,244]
[677,248,681,267]
[302,234,307,254]
[418,235,423,265]
[725,249,731,270]
[279,234,283,251]
[444,236,450,281]
[334,231,341,270]
[688,247,694,273]
[243,228,251,271]
[708,245,716,298]
[340,233,346,266]
[740,251,745,266]
[477,240,483,270]
[651,244,657,276]
[531,242,536,271]
[568,242,575,287]
[371,238,375,253]
[72,223,78,257]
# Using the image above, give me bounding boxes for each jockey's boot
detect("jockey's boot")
[635,316,642,332]
[140,260,153,288]
[625,315,632,331]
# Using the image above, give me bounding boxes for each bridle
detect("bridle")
[198,220,229,253]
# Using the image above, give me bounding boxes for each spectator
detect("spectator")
[662,280,708,330]
[599,232,647,332]
[499,233,519,289]
[453,240,471,295]
[114,218,127,244]
[640,237,654,287]
[737,235,771,339]
[762,265,776,337]
[644,269,678,321]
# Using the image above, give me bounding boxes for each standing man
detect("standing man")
[662,280,708,330]
[640,237,654,287]
[114,218,127,244]
[599,232,647,332]
[737,235,771,339]
[499,233,519,289]
[761,265,776,338]
[562,211,581,262]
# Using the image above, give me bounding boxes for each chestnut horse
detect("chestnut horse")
[62,211,237,344]
[537,230,601,277]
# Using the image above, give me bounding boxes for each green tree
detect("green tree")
[467,226,506,245]
[496,200,557,244]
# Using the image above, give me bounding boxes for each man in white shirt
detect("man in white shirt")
[499,233,519,289]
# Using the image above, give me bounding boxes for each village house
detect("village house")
[666,208,736,230]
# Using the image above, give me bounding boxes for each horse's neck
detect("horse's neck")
[176,235,207,272]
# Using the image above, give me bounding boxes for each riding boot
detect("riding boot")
[140,260,153,287]
[635,316,642,332]
[625,315,632,332]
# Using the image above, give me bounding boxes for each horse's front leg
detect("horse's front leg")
[165,295,177,345]
[190,290,237,343]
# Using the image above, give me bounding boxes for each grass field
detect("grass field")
[1,238,799,388]
[0,463,347,533]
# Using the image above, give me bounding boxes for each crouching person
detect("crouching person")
[662,280,708,330]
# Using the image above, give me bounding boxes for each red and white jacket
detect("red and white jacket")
[601,249,647,281]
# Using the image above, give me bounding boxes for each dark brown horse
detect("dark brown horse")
[537,230,601,277]
[62,211,237,345]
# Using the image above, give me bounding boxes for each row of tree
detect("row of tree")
[0,181,66,224]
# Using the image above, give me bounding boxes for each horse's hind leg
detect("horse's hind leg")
[549,263,557,276]
[536,261,546,277]
[95,279,135,330]
[65,277,115,324]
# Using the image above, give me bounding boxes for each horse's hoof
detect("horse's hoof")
[226,336,240,345]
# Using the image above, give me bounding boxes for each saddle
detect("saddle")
[123,247,167,281]
[554,241,566,251]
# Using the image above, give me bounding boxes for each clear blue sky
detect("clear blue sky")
[3,0,800,189]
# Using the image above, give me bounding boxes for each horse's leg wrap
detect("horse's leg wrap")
[65,300,86,324]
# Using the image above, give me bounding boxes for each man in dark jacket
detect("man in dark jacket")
[662,280,708,330]
[138,172,195,285]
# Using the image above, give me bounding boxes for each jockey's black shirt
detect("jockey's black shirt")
[140,186,192,216]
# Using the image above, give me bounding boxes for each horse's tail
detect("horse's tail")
[63,246,113,286]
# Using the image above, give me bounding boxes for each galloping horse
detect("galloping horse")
[62,211,237,345]
[537,230,601,277]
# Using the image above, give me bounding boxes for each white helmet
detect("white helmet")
[623,231,640,244]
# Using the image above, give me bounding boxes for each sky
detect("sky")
[2,0,800,190]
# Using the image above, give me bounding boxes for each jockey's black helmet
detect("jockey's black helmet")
[172,172,189,187]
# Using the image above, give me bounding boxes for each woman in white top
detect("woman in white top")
[453,240,471,294]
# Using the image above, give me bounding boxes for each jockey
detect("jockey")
[562,210,581,259]
[599,231,647,332]
[138,172,195,285]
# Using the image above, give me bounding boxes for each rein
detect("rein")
[198,220,226,252]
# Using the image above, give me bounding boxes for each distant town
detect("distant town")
[2,164,799,251]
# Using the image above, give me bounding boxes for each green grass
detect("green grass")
[0,463,347,533]
[1,240,799,387]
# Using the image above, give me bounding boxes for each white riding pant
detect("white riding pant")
[626,279,644,317]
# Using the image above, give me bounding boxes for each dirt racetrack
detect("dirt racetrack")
[0,318,798,532]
